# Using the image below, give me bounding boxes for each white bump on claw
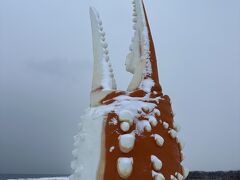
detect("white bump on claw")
[72,149,78,157]
[100,31,105,37]
[98,20,102,25]
[119,110,134,125]
[153,109,161,116]
[163,122,169,129]
[175,172,183,180]
[105,55,110,62]
[180,151,185,161]
[142,105,149,112]
[177,138,185,150]
[173,121,181,132]
[117,157,133,179]
[168,129,177,138]
[133,24,137,30]
[102,42,108,49]
[101,36,105,41]
[118,133,135,153]
[120,122,130,132]
[144,121,152,132]
[170,175,177,180]
[151,155,162,171]
[104,49,108,54]
[152,134,164,146]
[152,171,165,180]
[149,116,158,127]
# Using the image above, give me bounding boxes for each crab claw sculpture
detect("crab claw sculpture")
[70,0,188,180]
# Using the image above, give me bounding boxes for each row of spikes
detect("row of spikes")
[95,12,116,82]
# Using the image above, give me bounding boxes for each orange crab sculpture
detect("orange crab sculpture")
[70,1,188,180]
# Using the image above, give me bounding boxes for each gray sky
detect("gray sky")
[0,0,240,174]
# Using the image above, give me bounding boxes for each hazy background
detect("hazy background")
[0,0,240,175]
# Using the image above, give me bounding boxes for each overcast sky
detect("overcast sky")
[0,0,240,175]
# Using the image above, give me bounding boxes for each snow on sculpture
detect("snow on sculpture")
[70,0,188,179]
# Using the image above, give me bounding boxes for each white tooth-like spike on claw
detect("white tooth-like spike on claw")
[133,17,137,22]
[133,24,137,30]
[72,149,78,157]
[173,121,181,132]
[99,25,103,31]
[178,138,185,150]
[100,31,105,37]
[149,116,158,127]
[175,172,183,180]
[98,20,102,25]
[152,134,164,146]
[151,155,162,171]
[180,151,185,161]
[182,166,189,178]
[120,122,130,132]
[152,171,165,180]
[119,110,134,125]
[132,12,137,16]
[101,36,105,41]
[118,133,135,153]
[129,45,133,51]
[104,49,108,54]
[71,160,77,170]
[110,73,114,78]
[168,129,177,138]
[102,42,108,49]
[105,55,109,62]
[117,157,133,179]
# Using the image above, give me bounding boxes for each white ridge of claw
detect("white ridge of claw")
[163,122,169,129]
[119,110,134,125]
[89,7,117,106]
[118,133,135,153]
[120,122,130,132]
[117,157,133,179]
[152,171,165,180]
[152,134,164,146]
[126,0,154,91]
[151,155,162,171]
[149,115,158,127]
